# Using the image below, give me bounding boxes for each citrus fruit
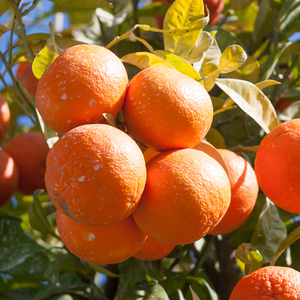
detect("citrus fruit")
[229,266,300,300]
[46,124,147,227]
[122,66,213,151]
[132,148,231,245]
[275,98,292,112]
[205,0,224,25]
[0,149,19,207]
[56,209,146,264]
[209,149,258,235]
[16,62,39,98]
[3,131,49,195]
[255,119,300,213]
[0,95,10,144]
[133,236,175,261]
[35,44,128,135]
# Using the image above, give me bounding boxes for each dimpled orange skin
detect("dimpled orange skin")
[46,124,147,227]
[0,95,10,144]
[255,119,300,213]
[133,236,175,261]
[0,149,19,207]
[122,66,213,151]
[132,149,231,245]
[209,149,258,235]
[35,44,128,135]
[56,209,147,264]
[229,266,300,300]
[16,63,39,97]
[3,131,49,195]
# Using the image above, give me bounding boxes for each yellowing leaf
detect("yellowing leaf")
[121,52,173,70]
[0,24,9,37]
[255,80,281,90]
[32,42,59,79]
[163,0,206,58]
[218,45,247,73]
[205,127,227,149]
[185,31,213,64]
[154,50,201,81]
[215,78,279,133]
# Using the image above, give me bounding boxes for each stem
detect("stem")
[8,15,16,65]
[7,0,34,60]
[229,145,259,153]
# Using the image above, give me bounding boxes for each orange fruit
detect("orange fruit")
[35,44,128,135]
[3,131,49,195]
[56,208,146,264]
[255,119,300,213]
[133,236,175,261]
[275,97,292,112]
[132,148,231,245]
[16,62,39,98]
[229,266,300,300]
[0,95,10,144]
[0,149,19,207]
[193,140,227,172]
[122,66,213,151]
[46,124,147,227]
[209,149,258,235]
[205,0,224,25]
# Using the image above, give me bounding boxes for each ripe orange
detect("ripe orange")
[16,62,39,98]
[122,66,213,151]
[56,209,146,264]
[46,124,147,227]
[255,119,300,213]
[0,95,10,144]
[133,236,175,261]
[35,44,128,135]
[275,98,292,112]
[209,149,258,235]
[229,266,300,300]
[3,131,49,195]
[0,149,19,207]
[132,148,231,245]
[205,0,224,25]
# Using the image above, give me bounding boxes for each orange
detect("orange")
[3,131,49,195]
[133,236,175,261]
[35,44,128,135]
[56,208,146,264]
[209,149,258,235]
[0,149,19,207]
[255,119,300,213]
[132,148,231,245]
[205,0,224,25]
[0,95,10,144]
[275,98,292,112]
[16,62,39,98]
[229,266,300,300]
[45,124,147,227]
[122,66,213,151]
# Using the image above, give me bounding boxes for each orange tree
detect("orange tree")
[1,0,300,299]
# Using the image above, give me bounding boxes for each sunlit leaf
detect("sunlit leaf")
[121,52,173,70]
[211,96,225,111]
[251,198,287,263]
[214,78,279,133]
[270,226,300,266]
[218,45,247,74]
[279,0,300,36]
[205,127,227,149]
[235,243,263,275]
[32,42,58,80]
[0,24,9,37]
[49,0,110,9]
[96,8,127,27]
[184,276,218,300]
[255,80,281,90]
[103,113,116,127]
[190,286,201,300]
[185,31,213,64]
[163,0,206,58]
[229,0,255,9]
[154,50,201,81]
[0,1,10,16]
[281,101,300,119]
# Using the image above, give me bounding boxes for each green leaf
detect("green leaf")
[270,226,300,266]
[0,1,10,16]
[189,286,201,300]
[21,0,40,16]
[279,0,300,36]
[96,8,127,27]
[281,101,300,119]
[28,190,59,238]
[163,0,206,58]
[32,42,58,80]
[251,198,287,263]
[214,78,279,133]
[253,0,272,43]
[0,216,46,271]
[255,80,281,90]
[121,52,173,70]
[134,2,170,18]
[218,45,247,74]
[89,263,121,278]
[229,0,255,9]
[235,243,263,275]
[5,288,39,300]
[49,0,110,9]
[0,24,9,37]
[185,31,213,64]
[205,127,226,149]
[154,50,202,81]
